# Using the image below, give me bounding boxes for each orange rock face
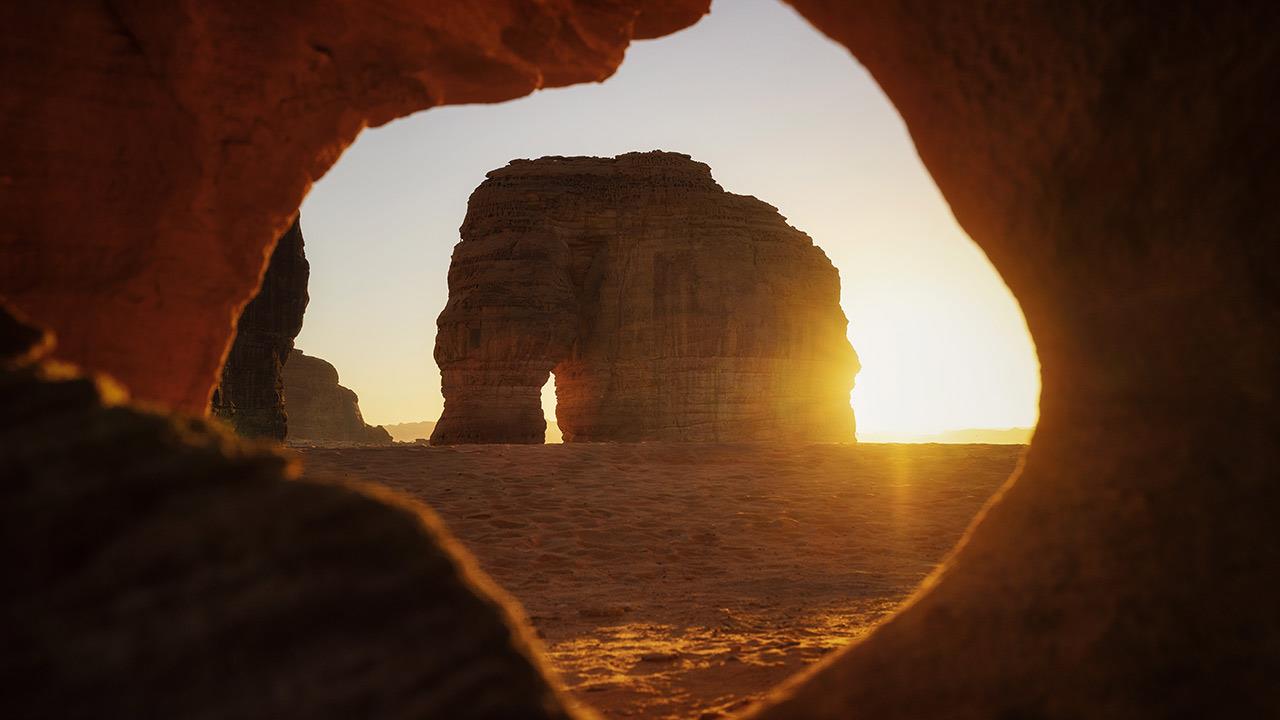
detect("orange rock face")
[431,152,858,444]
[3,1,1279,718]
[0,0,712,416]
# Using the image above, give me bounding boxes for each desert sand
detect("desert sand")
[300,442,1022,719]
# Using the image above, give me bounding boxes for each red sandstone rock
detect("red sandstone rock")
[211,216,310,441]
[0,0,712,416]
[2,1,1278,718]
[283,349,392,444]
[432,152,858,445]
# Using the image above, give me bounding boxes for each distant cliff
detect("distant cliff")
[283,350,391,444]
[432,151,858,444]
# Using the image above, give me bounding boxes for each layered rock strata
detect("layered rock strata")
[432,152,859,445]
[211,216,310,440]
[283,349,392,444]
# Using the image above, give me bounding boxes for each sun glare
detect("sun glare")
[847,263,1040,441]
[298,0,1041,442]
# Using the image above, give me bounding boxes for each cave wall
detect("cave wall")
[0,0,710,416]
[211,216,310,440]
[431,151,858,445]
[2,1,1278,718]
[749,2,1280,717]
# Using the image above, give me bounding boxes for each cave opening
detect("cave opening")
[7,0,1271,717]
[279,0,1039,715]
[294,0,1039,448]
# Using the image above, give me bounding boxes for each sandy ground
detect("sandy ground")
[300,442,1023,719]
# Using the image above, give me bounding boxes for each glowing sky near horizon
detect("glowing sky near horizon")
[296,0,1040,440]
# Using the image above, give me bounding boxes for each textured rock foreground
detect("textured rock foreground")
[212,216,310,440]
[0,304,572,719]
[432,151,858,444]
[283,349,392,444]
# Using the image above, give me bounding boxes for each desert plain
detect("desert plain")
[300,441,1023,719]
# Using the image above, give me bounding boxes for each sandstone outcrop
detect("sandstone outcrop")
[3,2,1279,718]
[283,350,392,444]
[211,216,310,440]
[431,152,858,445]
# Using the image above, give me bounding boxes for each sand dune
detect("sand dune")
[301,442,1022,719]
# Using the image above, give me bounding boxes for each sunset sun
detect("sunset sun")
[297,0,1040,444]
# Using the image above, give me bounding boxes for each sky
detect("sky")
[296,0,1040,441]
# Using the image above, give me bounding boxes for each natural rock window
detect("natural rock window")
[431,152,858,445]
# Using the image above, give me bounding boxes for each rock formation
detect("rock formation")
[283,349,392,444]
[3,2,1280,719]
[431,152,858,445]
[211,216,310,440]
[0,302,573,719]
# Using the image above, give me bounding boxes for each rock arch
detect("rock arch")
[2,1,1278,718]
[431,152,858,445]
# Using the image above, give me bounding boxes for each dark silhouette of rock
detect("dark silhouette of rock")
[0,302,574,719]
[211,216,310,440]
[283,349,392,444]
[431,152,858,445]
[2,2,1280,718]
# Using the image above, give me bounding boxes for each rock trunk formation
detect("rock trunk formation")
[211,216,310,440]
[283,350,392,444]
[431,152,858,445]
[3,2,1280,718]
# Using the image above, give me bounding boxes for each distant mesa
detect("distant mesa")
[431,151,859,445]
[383,420,437,443]
[283,349,392,444]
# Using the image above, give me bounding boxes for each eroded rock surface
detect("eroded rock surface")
[284,349,392,444]
[0,303,573,719]
[211,216,310,440]
[432,151,858,444]
[0,0,710,416]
